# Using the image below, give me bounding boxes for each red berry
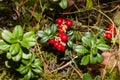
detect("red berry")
[110,29,116,35]
[54,41,59,48]
[105,33,112,39]
[66,20,73,27]
[58,33,63,38]
[56,18,63,25]
[48,39,55,44]
[58,25,63,29]
[61,33,68,42]
[108,24,114,30]
[57,43,63,51]
[61,46,66,51]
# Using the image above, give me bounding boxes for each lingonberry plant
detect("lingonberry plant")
[37,18,110,66]
[0,25,43,80]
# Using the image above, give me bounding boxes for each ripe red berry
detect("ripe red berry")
[108,24,114,30]
[48,39,55,44]
[56,18,63,25]
[57,43,63,51]
[61,33,68,42]
[110,29,116,35]
[58,25,63,29]
[66,20,73,27]
[105,33,112,39]
[54,41,60,48]
[58,33,63,38]
[61,46,66,51]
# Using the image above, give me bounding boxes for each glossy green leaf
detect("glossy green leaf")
[32,66,43,73]
[10,43,20,56]
[12,49,22,62]
[65,49,70,56]
[82,36,91,47]
[73,45,88,55]
[37,30,45,37]
[16,65,29,74]
[22,59,30,65]
[97,44,109,51]
[21,32,36,48]
[67,30,74,36]
[32,59,42,67]
[27,69,33,79]
[90,54,97,64]
[90,48,98,55]
[2,30,12,43]
[45,28,51,35]
[22,53,32,59]
[96,38,105,45]
[30,53,35,63]
[59,0,67,9]
[0,40,10,51]
[86,0,93,10]
[12,25,23,40]
[82,73,92,80]
[67,40,73,48]
[6,52,12,59]
[97,53,104,63]
[50,24,57,34]
[80,55,89,65]
[40,36,49,43]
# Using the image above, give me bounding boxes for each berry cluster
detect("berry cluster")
[48,18,73,51]
[104,24,116,39]
[56,18,72,33]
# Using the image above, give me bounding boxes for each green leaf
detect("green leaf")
[33,12,41,22]
[2,30,12,43]
[27,69,33,79]
[73,45,88,55]
[16,65,29,74]
[40,36,49,43]
[90,54,97,64]
[97,44,109,51]
[96,38,105,45]
[86,0,93,10]
[67,30,74,36]
[37,30,45,38]
[30,53,35,63]
[45,28,51,35]
[95,76,101,80]
[21,32,36,48]
[12,25,23,40]
[50,24,58,34]
[96,53,104,63]
[90,48,98,55]
[82,36,91,47]
[67,40,73,48]
[10,43,20,56]
[32,59,42,67]
[90,37,96,47]
[12,49,22,62]
[44,3,54,11]
[32,66,43,73]
[80,55,89,65]
[59,0,67,9]
[6,52,12,59]
[0,40,10,51]
[65,49,70,56]
[22,53,32,59]
[82,73,93,80]
[22,59,30,65]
